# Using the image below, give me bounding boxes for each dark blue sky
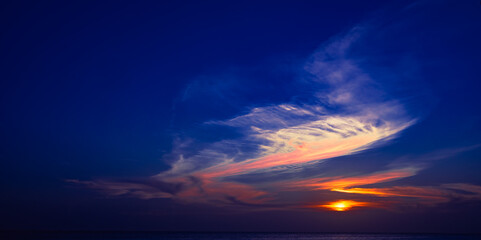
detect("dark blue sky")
[1,0,481,233]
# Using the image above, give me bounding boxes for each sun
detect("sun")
[321,200,369,211]
[332,201,348,211]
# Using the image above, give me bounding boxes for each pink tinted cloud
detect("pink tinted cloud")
[200,116,413,179]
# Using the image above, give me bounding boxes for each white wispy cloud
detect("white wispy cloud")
[164,25,416,179]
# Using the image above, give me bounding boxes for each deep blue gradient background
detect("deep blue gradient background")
[1,0,481,233]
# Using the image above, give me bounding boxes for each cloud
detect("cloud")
[337,184,481,207]
[284,167,421,191]
[200,115,412,179]
[66,179,177,199]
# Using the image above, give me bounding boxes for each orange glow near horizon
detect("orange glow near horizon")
[320,200,370,211]
[284,167,420,199]
[305,169,417,190]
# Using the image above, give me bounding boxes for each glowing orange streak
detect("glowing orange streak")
[332,187,450,201]
[286,168,416,190]
[308,170,416,190]
[331,188,404,196]
[282,168,424,202]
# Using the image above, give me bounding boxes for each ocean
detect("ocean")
[1,232,480,240]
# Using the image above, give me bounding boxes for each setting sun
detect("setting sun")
[321,200,369,211]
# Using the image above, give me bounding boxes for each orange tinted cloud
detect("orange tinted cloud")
[286,167,419,192]
[339,185,481,203]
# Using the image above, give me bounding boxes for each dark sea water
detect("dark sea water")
[1,232,481,240]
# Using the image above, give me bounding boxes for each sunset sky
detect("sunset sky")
[1,0,481,233]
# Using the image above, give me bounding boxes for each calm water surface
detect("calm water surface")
[2,232,481,240]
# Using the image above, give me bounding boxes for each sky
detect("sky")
[1,0,481,234]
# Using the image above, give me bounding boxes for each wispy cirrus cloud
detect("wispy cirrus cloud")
[155,26,415,182]
[199,114,413,179]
